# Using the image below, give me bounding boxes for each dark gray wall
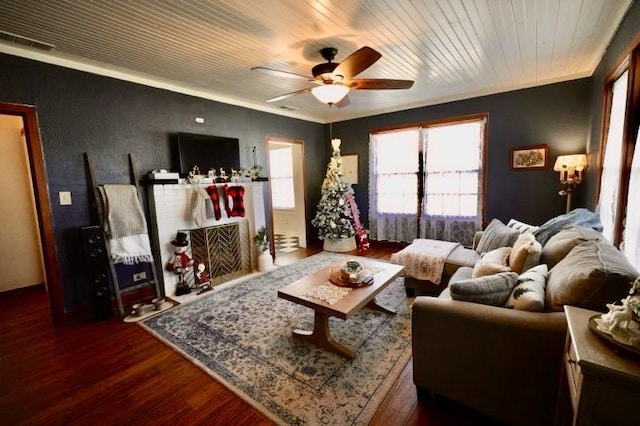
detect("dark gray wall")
[585,0,640,209]
[332,78,592,227]
[0,53,324,312]
[3,0,638,314]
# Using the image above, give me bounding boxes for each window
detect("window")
[424,122,482,217]
[373,129,419,214]
[269,146,295,209]
[598,71,628,242]
[623,129,640,268]
[369,114,486,243]
[596,42,640,269]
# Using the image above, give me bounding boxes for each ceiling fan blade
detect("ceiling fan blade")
[266,87,312,103]
[333,46,381,80]
[349,78,414,90]
[251,66,311,81]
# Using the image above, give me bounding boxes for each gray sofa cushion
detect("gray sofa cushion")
[443,245,481,277]
[475,219,520,254]
[541,226,605,268]
[546,240,639,312]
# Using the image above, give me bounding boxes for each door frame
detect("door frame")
[1,102,64,324]
[265,136,307,257]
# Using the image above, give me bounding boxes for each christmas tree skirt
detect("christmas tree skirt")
[323,237,356,252]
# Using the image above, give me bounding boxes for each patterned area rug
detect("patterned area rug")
[141,252,412,425]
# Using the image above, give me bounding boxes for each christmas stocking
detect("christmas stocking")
[224,184,245,217]
[206,185,222,220]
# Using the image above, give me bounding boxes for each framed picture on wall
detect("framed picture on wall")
[510,145,549,170]
[342,155,358,185]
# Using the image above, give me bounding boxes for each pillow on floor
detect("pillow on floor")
[473,246,512,277]
[505,264,548,311]
[450,272,519,306]
[509,232,542,273]
[475,219,520,254]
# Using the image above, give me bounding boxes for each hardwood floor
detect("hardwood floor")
[0,244,502,425]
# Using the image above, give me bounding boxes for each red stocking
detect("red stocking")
[206,185,222,220]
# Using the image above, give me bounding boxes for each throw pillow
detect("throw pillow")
[472,246,512,277]
[475,219,520,254]
[507,218,540,234]
[509,232,542,273]
[541,226,605,269]
[545,240,639,312]
[450,272,519,306]
[505,264,548,311]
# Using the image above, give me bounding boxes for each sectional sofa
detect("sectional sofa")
[407,212,639,426]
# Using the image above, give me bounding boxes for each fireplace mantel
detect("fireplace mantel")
[148,182,267,297]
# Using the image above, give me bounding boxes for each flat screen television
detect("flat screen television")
[177,133,240,176]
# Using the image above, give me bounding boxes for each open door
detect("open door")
[0,103,64,324]
[266,137,307,257]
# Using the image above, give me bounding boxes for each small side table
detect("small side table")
[562,305,640,426]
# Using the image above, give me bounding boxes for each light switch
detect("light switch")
[59,191,72,206]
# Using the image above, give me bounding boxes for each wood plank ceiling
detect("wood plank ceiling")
[0,0,632,123]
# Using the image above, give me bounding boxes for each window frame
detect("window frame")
[596,40,640,247]
[370,113,488,225]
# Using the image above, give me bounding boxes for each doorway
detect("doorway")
[0,103,63,324]
[0,115,45,291]
[266,137,307,256]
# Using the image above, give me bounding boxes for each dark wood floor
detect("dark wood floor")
[0,244,501,425]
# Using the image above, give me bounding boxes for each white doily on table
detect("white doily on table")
[305,282,352,305]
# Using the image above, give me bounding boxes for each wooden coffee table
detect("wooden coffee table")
[277,257,404,359]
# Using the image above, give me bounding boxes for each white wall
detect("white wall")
[0,115,45,292]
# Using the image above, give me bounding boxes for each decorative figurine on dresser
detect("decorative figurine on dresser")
[166,231,194,296]
[593,276,640,349]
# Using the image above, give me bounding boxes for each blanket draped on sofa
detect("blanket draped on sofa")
[390,239,460,284]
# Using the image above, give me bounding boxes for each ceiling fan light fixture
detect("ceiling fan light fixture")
[311,85,350,104]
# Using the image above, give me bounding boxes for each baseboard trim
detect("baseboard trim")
[0,282,45,298]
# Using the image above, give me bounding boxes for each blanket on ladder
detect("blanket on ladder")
[390,239,460,284]
[98,184,153,265]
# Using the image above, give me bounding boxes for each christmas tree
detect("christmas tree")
[311,138,356,240]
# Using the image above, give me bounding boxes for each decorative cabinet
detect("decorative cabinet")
[562,306,640,426]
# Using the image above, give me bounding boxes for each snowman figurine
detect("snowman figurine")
[166,232,194,296]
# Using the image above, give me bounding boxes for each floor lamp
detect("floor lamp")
[554,154,587,213]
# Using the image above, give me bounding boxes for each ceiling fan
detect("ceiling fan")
[252,46,414,106]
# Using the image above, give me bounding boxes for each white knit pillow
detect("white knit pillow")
[505,264,548,311]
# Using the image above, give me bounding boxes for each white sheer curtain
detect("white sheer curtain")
[419,121,484,247]
[622,128,640,269]
[368,130,419,242]
[598,71,628,243]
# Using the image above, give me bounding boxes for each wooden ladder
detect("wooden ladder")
[84,153,162,316]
